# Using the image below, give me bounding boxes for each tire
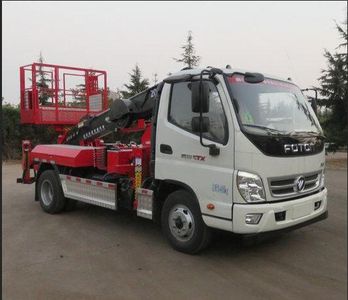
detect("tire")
[161,190,211,254]
[37,170,67,214]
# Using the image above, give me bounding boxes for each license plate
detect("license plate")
[292,202,313,219]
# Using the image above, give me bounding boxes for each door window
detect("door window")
[169,81,228,144]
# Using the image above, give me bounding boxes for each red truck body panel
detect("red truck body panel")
[31,145,95,167]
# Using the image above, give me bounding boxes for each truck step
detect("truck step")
[60,175,117,210]
[136,188,154,220]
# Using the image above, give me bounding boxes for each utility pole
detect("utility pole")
[153,73,158,84]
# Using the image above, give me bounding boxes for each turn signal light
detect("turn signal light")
[207,203,215,210]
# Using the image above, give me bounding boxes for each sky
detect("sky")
[2,1,347,104]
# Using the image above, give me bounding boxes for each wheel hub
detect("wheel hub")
[41,179,54,206]
[169,205,195,242]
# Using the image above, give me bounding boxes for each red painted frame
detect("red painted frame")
[20,63,108,130]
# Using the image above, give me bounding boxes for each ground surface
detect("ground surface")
[326,151,347,170]
[2,157,347,300]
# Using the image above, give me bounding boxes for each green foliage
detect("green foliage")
[107,88,122,107]
[173,31,201,69]
[36,52,53,106]
[2,103,57,160]
[71,84,86,102]
[120,64,149,99]
[69,83,87,108]
[318,20,348,146]
[69,71,98,108]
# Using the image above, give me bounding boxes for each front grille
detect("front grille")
[268,171,321,199]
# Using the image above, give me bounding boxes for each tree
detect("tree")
[70,71,101,108]
[2,102,57,160]
[173,31,201,69]
[120,64,149,99]
[108,88,122,107]
[36,52,52,105]
[317,20,348,146]
[70,83,87,107]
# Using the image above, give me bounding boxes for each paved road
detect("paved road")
[2,163,347,299]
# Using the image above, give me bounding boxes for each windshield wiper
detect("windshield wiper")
[243,124,287,136]
[288,130,321,136]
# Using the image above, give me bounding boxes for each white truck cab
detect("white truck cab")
[155,67,327,252]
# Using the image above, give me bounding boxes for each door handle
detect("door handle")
[160,144,173,155]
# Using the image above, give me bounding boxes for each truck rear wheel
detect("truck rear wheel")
[161,190,211,254]
[38,170,66,214]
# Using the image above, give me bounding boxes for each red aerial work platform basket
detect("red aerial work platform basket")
[20,63,108,131]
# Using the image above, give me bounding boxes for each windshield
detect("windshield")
[227,74,323,136]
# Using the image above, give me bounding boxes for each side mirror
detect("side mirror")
[192,116,210,133]
[191,81,210,113]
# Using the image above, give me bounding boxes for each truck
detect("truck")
[17,62,328,254]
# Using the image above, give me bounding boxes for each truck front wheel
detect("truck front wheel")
[38,170,66,214]
[161,190,211,254]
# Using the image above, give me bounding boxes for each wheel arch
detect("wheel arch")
[158,179,199,203]
[153,179,201,223]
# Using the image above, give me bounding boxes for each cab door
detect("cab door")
[155,78,235,225]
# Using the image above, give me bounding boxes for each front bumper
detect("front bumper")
[233,188,328,234]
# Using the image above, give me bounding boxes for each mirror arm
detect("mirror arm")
[198,70,220,156]
[301,87,318,115]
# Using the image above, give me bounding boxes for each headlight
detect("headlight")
[237,171,266,202]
